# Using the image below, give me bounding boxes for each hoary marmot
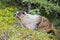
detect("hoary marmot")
[15,10,57,34]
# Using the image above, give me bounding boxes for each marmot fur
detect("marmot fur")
[15,11,57,34]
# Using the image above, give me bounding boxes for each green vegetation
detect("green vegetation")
[22,0,60,25]
[0,0,60,40]
[0,6,57,40]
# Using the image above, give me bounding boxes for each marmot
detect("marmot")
[15,10,57,34]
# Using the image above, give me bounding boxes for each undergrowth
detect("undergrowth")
[0,6,58,40]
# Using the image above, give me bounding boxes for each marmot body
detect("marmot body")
[15,11,56,34]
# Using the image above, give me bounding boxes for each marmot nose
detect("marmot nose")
[15,11,21,17]
[14,13,18,17]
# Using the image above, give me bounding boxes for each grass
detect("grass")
[0,6,58,40]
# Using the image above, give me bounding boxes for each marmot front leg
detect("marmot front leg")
[18,21,25,28]
[14,22,19,28]
[14,21,25,28]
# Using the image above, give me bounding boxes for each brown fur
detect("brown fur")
[37,16,57,34]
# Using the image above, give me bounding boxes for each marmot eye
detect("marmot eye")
[22,12,25,15]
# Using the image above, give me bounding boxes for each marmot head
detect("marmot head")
[15,11,27,19]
